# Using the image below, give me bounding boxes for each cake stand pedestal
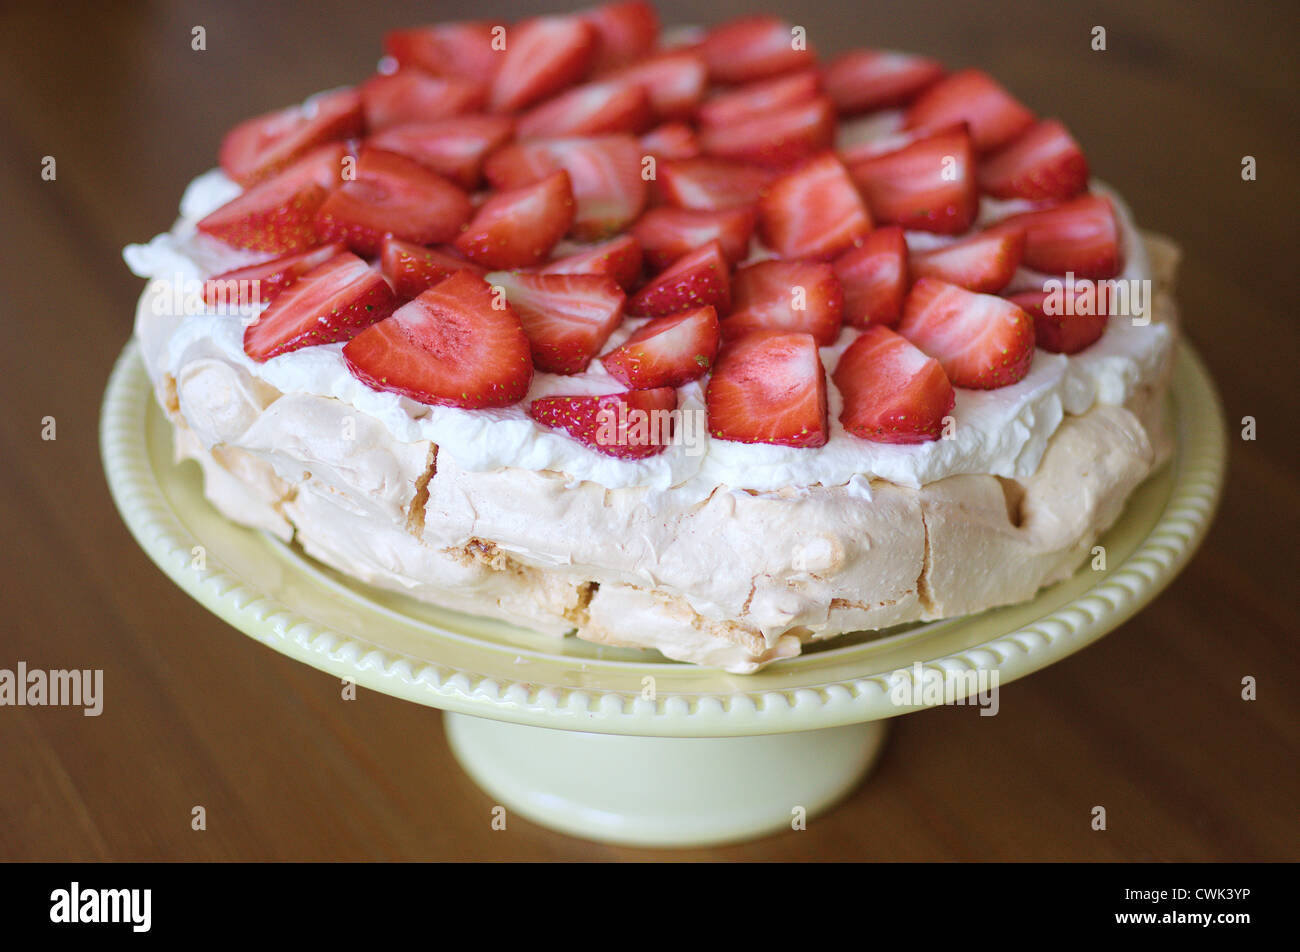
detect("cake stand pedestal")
[102,341,1225,848]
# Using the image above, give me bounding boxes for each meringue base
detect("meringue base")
[139,235,1180,674]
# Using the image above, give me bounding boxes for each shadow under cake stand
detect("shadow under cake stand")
[101,340,1225,847]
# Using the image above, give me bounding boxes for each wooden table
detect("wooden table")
[1,0,1295,861]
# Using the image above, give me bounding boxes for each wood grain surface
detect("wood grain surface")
[0,0,1296,861]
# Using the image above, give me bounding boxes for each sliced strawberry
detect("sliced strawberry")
[490,16,598,113]
[343,270,532,408]
[600,50,708,119]
[487,271,625,374]
[821,49,945,116]
[315,148,472,256]
[759,152,871,260]
[484,134,647,240]
[658,157,774,210]
[219,89,363,187]
[360,71,487,130]
[978,119,1089,201]
[518,79,652,138]
[530,387,677,459]
[384,21,503,85]
[700,15,817,84]
[1007,286,1109,354]
[833,325,955,443]
[698,95,835,168]
[847,123,978,235]
[627,240,731,316]
[454,170,575,269]
[722,259,843,345]
[909,226,1025,293]
[905,68,1035,152]
[995,194,1121,278]
[204,242,346,308]
[581,1,660,72]
[639,121,699,162]
[601,306,720,388]
[897,278,1035,389]
[366,115,515,190]
[707,332,828,447]
[380,237,483,299]
[832,225,909,328]
[198,142,347,253]
[537,234,643,290]
[243,252,399,362]
[695,70,820,127]
[631,205,755,270]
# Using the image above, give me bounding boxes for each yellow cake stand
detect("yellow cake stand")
[101,340,1225,847]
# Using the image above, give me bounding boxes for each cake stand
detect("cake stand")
[101,340,1225,847]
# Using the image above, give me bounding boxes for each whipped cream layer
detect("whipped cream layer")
[126,164,1170,500]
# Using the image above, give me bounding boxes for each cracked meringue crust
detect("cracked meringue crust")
[136,233,1179,673]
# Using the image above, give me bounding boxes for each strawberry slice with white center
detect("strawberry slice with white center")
[658,157,774,210]
[700,15,817,84]
[601,305,720,388]
[896,278,1035,389]
[904,69,1035,153]
[243,252,399,362]
[846,123,978,235]
[219,89,363,188]
[722,259,843,345]
[380,237,483,299]
[343,270,533,408]
[698,95,836,168]
[833,325,955,443]
[537,234,643,290]
[627,240,731,316]
[359,71,487,130]
[489,16,598,113]
[198,142,348,253]
[487,271,625,374]
[454,169,575,269]
[978,119,1089,201]
[484,134,648,240]
[315,148,472,256]
[580,1,660,72]
[518,79,652,138]
[909,226,1025,293]
[632,205,756,270]
[759,152,871,259]
[832,225,908,328]
[204,241,346,308]
[707,332,828,447]
[600,49,708,119]
[1007,286,1109,354]
[639,122,699,162]
[696,70,821,128]
[995,194,1121,278]
[366,115,515,190]
[384,21,503,85]
[530,387,678,459]
[821,49,945,116]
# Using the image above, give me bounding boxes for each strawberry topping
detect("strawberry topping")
[723,259,844,345]
[343,270,533,407]
[707,332,828,447]
[834,325,955,443]
[530,387,678,458]
[315,148,472,256]
[601,305,720,388]
[897,278,1035,389]
[488,270,626,374]
[243,251,399,362]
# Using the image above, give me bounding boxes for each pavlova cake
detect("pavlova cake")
[124,3,1179,672]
